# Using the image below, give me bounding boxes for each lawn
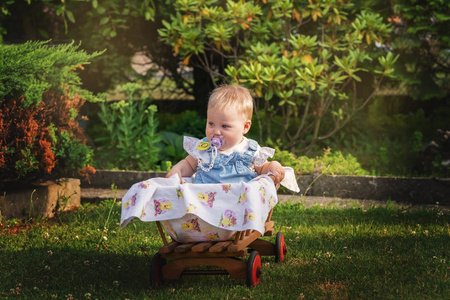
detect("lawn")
[0,199,448,299]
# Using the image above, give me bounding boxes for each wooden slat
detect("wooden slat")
[159,241,179,254]
[264,228,275,236]
[266,208,274,222]
[265,221,274,232]
[234,231,245,242]
[161,248,247,259]
[248,239,275,256]
[228,231,261,252]
[192,242,214,252]
[209,241,232,253]
[162,257,247,280]
[175,243,196,253]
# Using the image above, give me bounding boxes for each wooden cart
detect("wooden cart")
[150,204,287,287]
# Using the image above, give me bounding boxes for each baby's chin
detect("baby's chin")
[218,145,230,151]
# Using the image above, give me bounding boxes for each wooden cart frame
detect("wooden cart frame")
[150,203,287,287]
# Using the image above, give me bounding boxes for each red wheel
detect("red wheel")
[150,252,166,287]
[275,232,287,262]
[246,251,262,287]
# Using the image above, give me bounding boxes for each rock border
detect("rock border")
[0,178,81,220]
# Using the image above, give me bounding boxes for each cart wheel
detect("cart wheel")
[246,251,262,287]
[150,252,166,287]
[275,232,288,263]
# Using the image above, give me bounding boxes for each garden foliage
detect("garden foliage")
[1,1,447,176]
[157,110,206,168]
[273,147,368,176]
[95,83,161,170]
[158,0,399,153]
[0,41,102,188]
[389,0,450,100]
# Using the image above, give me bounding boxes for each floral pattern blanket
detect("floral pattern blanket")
[120,169,299,242]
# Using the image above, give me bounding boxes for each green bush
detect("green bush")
[157,131,186,170]
[0,40,102,107]
[157,110,206,168]
[94,83,161,170]
[273,147,369,176]
[162,110,206,138]
[158,0,398,153]
[0,41,102,189]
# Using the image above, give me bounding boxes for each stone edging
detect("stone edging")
[80,170,450,206]
[298,175,449,206]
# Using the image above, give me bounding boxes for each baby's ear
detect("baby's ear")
[243,120,252,134]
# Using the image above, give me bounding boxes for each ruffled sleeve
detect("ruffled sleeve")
[253,146,275,167]
[183,136,201,159]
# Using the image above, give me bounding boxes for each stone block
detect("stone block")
[0,178,81,220]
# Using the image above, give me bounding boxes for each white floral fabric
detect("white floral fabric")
[120,168,300,243]
[120,174,278,242]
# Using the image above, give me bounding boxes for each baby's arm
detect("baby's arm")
[166,155,198,181]
[255,161,285,185]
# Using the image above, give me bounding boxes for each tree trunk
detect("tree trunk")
[192,66,215,117]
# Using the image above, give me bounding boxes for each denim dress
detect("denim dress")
[184,137,269,184]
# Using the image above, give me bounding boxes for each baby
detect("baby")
[166,84,285,185]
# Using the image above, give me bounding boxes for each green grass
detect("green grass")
[1,200,449,299]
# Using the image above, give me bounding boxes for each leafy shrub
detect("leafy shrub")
[95,83,161,170]
[0,40,102,107]
[158,0,397,153]
[273,147,368,176]
[156,110,206,168]
[162,110,206,138]
[0,41,102,189]
[157,131,187,170]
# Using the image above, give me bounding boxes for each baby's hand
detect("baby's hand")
[166,166,182,182]
[266,161,285,185]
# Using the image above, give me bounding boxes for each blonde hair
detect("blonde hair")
[208,85,253,120]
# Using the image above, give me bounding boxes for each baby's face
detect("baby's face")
[206,107,251,151]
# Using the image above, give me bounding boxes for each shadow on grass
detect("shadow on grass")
[1,247,150,298]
